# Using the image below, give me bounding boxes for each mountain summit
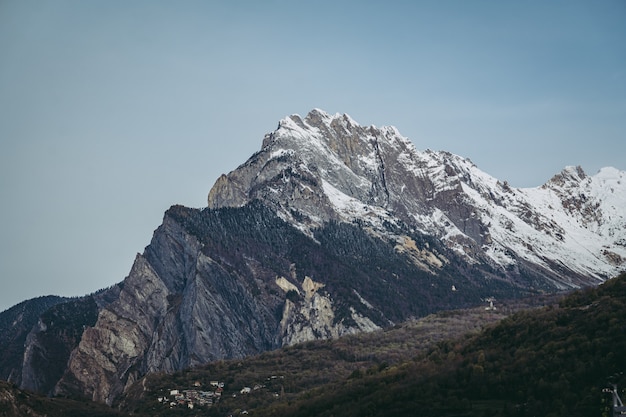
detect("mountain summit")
[209,109,626,287]
[1,109,624,405]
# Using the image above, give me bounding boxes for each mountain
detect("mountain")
[1,109,624,406]
[209,109,625,287]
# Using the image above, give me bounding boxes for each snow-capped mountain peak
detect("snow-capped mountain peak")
[208,109,625,289]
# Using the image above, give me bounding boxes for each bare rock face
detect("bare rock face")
[53,254,169,404]
[277,276,380,346]
[51,207,289,404]
[52,214,278,404]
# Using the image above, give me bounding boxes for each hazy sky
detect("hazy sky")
[1,0,625,311]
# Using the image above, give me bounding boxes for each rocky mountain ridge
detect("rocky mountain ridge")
[209,109,626,286]
[1,109,624,406]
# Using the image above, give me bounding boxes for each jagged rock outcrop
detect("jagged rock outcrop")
[2,109,624,406]
[277,276,381,346]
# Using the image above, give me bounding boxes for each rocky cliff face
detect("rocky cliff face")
[3,109,624,405]
[52,213,282,404]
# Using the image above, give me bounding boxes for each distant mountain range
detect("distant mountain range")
[1,109,624,406]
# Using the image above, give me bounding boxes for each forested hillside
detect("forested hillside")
[254,272,626,417]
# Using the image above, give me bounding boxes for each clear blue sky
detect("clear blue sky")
[1,0,625,311]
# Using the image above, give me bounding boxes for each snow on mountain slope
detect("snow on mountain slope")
[455,163,626,287]
[208,109,625,288]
